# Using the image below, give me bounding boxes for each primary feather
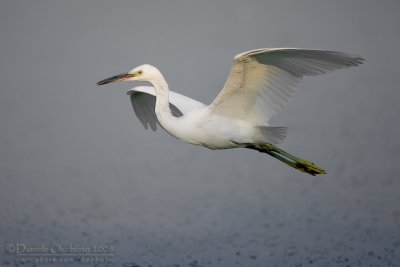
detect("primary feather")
[209,48,364,123]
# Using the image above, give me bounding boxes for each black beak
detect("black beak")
[97,73,132,86]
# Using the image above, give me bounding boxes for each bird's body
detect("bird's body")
[98,48,364,175]
[128,87,250,150]
[162,107,254,149]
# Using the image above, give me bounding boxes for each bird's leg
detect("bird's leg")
[247,144,326,176]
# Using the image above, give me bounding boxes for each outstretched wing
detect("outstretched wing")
[127,86,205,131]
[209,48,364,124]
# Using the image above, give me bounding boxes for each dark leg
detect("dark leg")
[247,144,326,176]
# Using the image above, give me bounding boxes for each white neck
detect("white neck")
[151,76,179,135]
[152,77,171,117]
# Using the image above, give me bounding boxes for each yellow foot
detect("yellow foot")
[250,144,326,176]
[295,159,326,176]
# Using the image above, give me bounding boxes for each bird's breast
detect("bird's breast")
[174,111,252,150]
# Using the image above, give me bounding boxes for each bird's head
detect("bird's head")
[97,64,162,86]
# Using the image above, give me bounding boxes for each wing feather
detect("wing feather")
[210,48,364,123]
[127,86,205,131]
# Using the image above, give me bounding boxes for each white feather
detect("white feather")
[209,48,364,123]
[127,86,205,131]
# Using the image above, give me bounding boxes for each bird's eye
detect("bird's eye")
[138,70,143,75]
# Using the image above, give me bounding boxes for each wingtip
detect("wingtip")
[356,56,365,65]
[345,53,365,66]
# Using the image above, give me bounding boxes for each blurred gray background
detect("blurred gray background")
[1,1,399,266]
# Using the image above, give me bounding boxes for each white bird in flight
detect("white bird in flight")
[98,48,363,175]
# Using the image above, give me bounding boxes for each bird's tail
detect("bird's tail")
[247,144,326,176]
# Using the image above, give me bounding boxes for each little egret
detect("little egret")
[98,48,363,175]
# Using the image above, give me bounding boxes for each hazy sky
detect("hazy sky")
[1,1,399,266]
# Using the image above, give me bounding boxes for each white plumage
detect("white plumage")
[127,86,205,131]
[98,48,364,175]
